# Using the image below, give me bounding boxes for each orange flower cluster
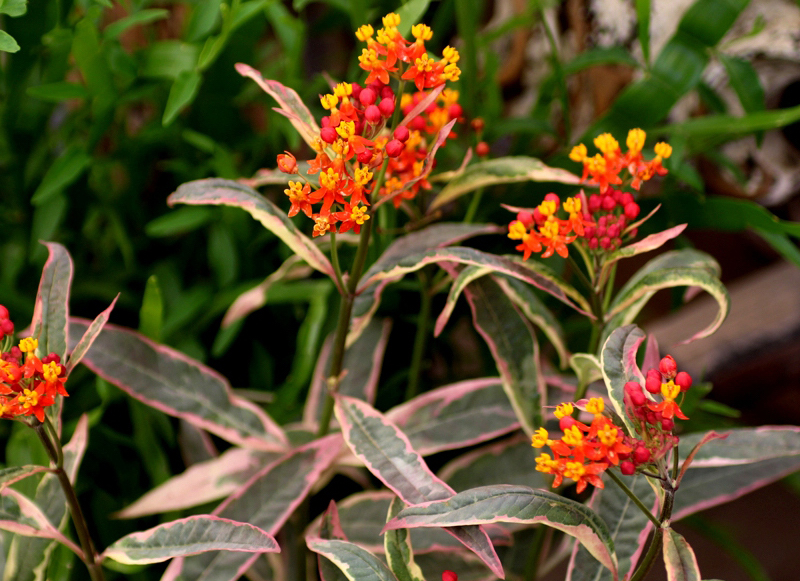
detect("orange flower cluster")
[507,193,593,260]
[277,13,462,235]
[357,14,461,90]
[532,399,633,493]
[569,129,672,194]
[0,325,68,423]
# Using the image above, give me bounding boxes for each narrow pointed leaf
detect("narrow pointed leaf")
[68,319,287,450]
[599,224,687,283]
[116,448,280,518]
[429,157,581,212]
[334,396,504,578]
[307,539,399,581]
[719,53,764,115]
[461,275,544,435]
[0,489,83,558]
[304,318,391,425]
[568,473,657,581]
[0,466,49,489]
[663,528,700,581]
[235,63,320,149]
[386,378,518,455]
[493,274,571,369]
[569,353,603,393]
[385,497,426,581]
[433,265,493,337]
[385,485,617,578]
[3,415,89,581]
[601,325,646,434]
[309,491,512,555]
[102,516,279,565]
[66,294,118,373]
[163,435,341,581]
[31,242,73,362]
[316,501,350,581]
[168,178,333,277]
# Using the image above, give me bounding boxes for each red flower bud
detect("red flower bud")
[517,211,534,228]
[394,125,410,142]
[0,305,8,320]
[620,192,634,206]
[320,127,337,144]
[471,117,485,132]
[410,116,427,131]
[620,461,636,475]
[544,192,560,205]
[378,98,395,117]
[659,355,677,379]
[357,150,373,165]
[624,202,640,220]
[442,571,458,581]
[600,236,612,249]
[675,371,692,392]
[359,88,377,106]
[588,194,602,212]
[385,139,404,157]
[448,103,463,118]
[633,446,651,465]
[321,116,331,128]
[476,141,490,157]
[559,416,576,432]
[660,418,674,431]
[601,196,617,211]
[624,381,646,406]
[277,152,298,174]
[645,372,661,394]
[350,83,362,100]
[364,105,381,124]
[381,85,395,100]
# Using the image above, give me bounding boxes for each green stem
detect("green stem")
[629,485,676,581]
[463,187,484,224]
[539,7,570,141]
[329,230,347,295]
[605,469,660,527]
[523,525,549,581]
[44,416,63,468]
[405,269,432,400]
[35,423,105,581]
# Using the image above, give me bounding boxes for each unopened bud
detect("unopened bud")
[385,139,404,157]
[620,461,636,475]
[442,571,458,581]
[359,88,377,106]
[659,355,677,379]
[476,141,490,157]
[675,371,692,392]
[394,125,410,142]
[320,127,337,143]
[364,104,381,124]
[378,98,395,117]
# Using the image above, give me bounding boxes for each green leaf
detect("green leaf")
[570,352,603,389]
[0,0,27,17]
[163,70,202,126]
[662,528,701,581]
[719,53,764,114]
[145,206,214,237]
[605,249,729,346]
[429,157,581,212]
[26,82,89,102]
[139,275,163,341]
[396,0,431,37]
[31,146,91,205]
[101,516,279,565]
[569,472,658,581]
[601,325,646,434]
[433,265,493,336]
[661,103,800,144]
[386,485,618,577]
[168,178,334,277]
[564,46,640,74]
[141,40,199,79]
[31,242,73,363]
[0,30,20,52]
[307,539,399,581]
[384,497,425,581]
[103,9,169,40]
[461,275,544,435]
[753,228,800,269]
[635,0,651,66]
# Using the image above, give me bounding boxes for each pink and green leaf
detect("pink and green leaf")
[433,265,494,337]
[307,538,399,581]
[66,293,118,374]
[569,353,604,392]
[428,157,582,212]
[671,427,800,520]
[168,178,333,277]
[662,528,701,581]
[68,319,287,450]
[385,485,618,579]
[385,377,518,456]
[308,491,512,555]
[316,502,351,581]
[334,396,504,578]
[461,274,545,435]
[493,274,571,369]
[598,224,687,285]
[438,434,551,492]
[3,414,89,581]
[384,496,426,581]
[102,516,279,565]
[0,466,50,489]
[162,434,342,581]
[116,448,281,518]
[31,241,73,362]
[601,325,646,434]
[0,489,83,559]
[567,473,657,581]
[235,63,320,149]
[304,318,391,426]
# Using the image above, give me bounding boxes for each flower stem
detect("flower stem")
[605,469,660,527]
[34,423,105,581]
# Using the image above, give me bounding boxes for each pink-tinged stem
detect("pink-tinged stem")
[35,421,106,581]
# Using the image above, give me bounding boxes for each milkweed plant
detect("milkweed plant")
[3,11,799,581]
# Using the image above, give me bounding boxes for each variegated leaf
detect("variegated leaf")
[662,528,701,581]
[384,497,425,581]
[600,325,646,435]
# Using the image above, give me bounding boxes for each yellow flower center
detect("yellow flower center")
[507,221,527,240]
[594,133,619,156]
[412,23,432,41]
[531,427,549,448]
[19,338,38,354]
[626,128,646,155]
[554,402,574,419]
[569,144,587,162]
[562,425,584,447]
[661,380,680,401]
[18,388,38,409]
[586,398,604,415]
[356,24,374,42]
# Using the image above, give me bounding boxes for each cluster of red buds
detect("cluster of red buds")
[582,189,640,251]
[508,193,592,259]
[0,305,14,340]
[276,13,462,235]
[534,355,694,490]
[0,309,68,423]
